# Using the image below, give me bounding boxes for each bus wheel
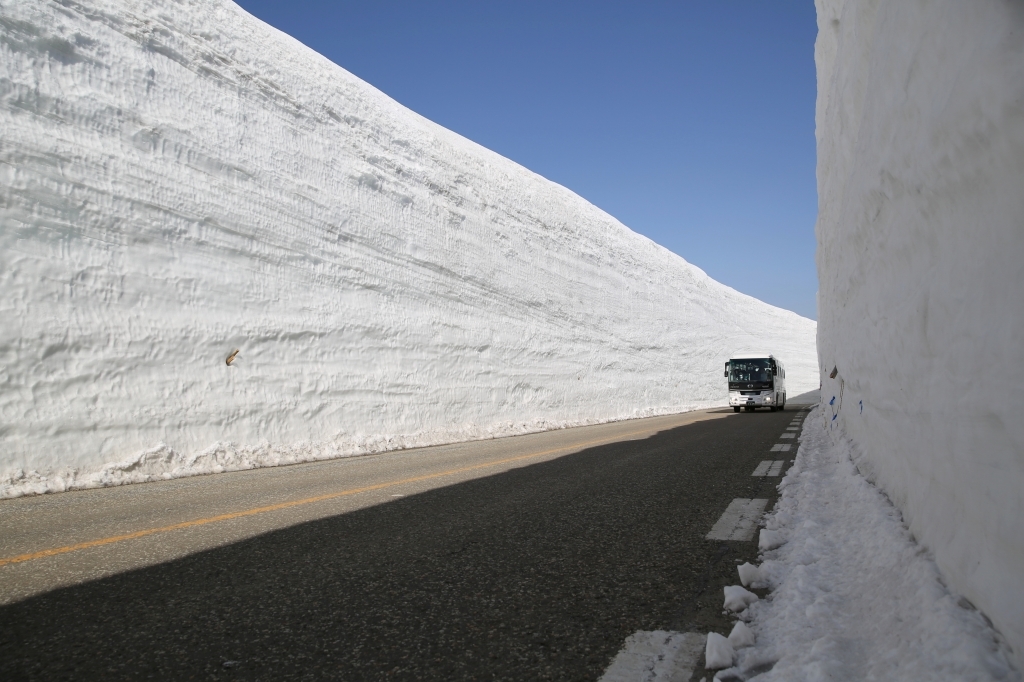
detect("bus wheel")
[733,406,740,413]
[770,405,777,412]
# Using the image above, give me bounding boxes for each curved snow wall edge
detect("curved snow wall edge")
[814,0,1024,666]
[0,0,817,497]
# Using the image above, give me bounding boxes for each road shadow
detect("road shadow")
[788,388,821,404]
[0,416,786,681]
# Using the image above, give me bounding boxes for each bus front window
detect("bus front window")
[729,359,772,383]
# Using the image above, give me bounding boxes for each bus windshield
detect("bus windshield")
[729,358,772,383]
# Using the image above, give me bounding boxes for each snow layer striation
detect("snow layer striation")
[0,0,816,498]
[814,0,1024,667]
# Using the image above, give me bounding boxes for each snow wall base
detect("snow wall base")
[814,0,1024,667]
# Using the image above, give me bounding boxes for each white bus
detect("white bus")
[725,354,787,412]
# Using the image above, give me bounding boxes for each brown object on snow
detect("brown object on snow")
[226,349,240,366]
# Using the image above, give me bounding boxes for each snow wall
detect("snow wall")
[814,0,1024,666]
[0,0,817,499]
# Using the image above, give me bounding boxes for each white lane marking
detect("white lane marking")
[779,433,795,439]
[752,461,784,477]
[770,444,791,452]
[706,499,769,541]
[599,631,706,682]
[785,427,799,431]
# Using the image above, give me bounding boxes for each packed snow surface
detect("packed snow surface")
[0,0,817,497]
[722,410,1018,681]
[814,0,1024,664]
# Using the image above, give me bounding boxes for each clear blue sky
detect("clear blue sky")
[235,1,819,320]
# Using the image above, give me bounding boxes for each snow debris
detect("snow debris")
[704,632,735,670]
[722,586,758,613]
[727,622,755,649]
[736,562,762,588]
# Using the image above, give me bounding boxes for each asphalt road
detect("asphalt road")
[0,406,807,681]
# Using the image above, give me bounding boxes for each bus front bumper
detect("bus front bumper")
[729,392,774,407]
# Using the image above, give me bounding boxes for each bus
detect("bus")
[724,355,787,412]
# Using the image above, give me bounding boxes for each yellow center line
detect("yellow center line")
[0,425,663,568]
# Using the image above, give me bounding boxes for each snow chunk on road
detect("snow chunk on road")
[737,562,762,588]
[733,408,1019,681]
[723,586,758,613]
[705,632,735,670]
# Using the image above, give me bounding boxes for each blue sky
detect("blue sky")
[235,1,819,320]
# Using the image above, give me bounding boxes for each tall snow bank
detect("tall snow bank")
[814,0,1024,667]
[0,0,816,498]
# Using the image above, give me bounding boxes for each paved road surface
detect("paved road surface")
[0,406,808,680]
